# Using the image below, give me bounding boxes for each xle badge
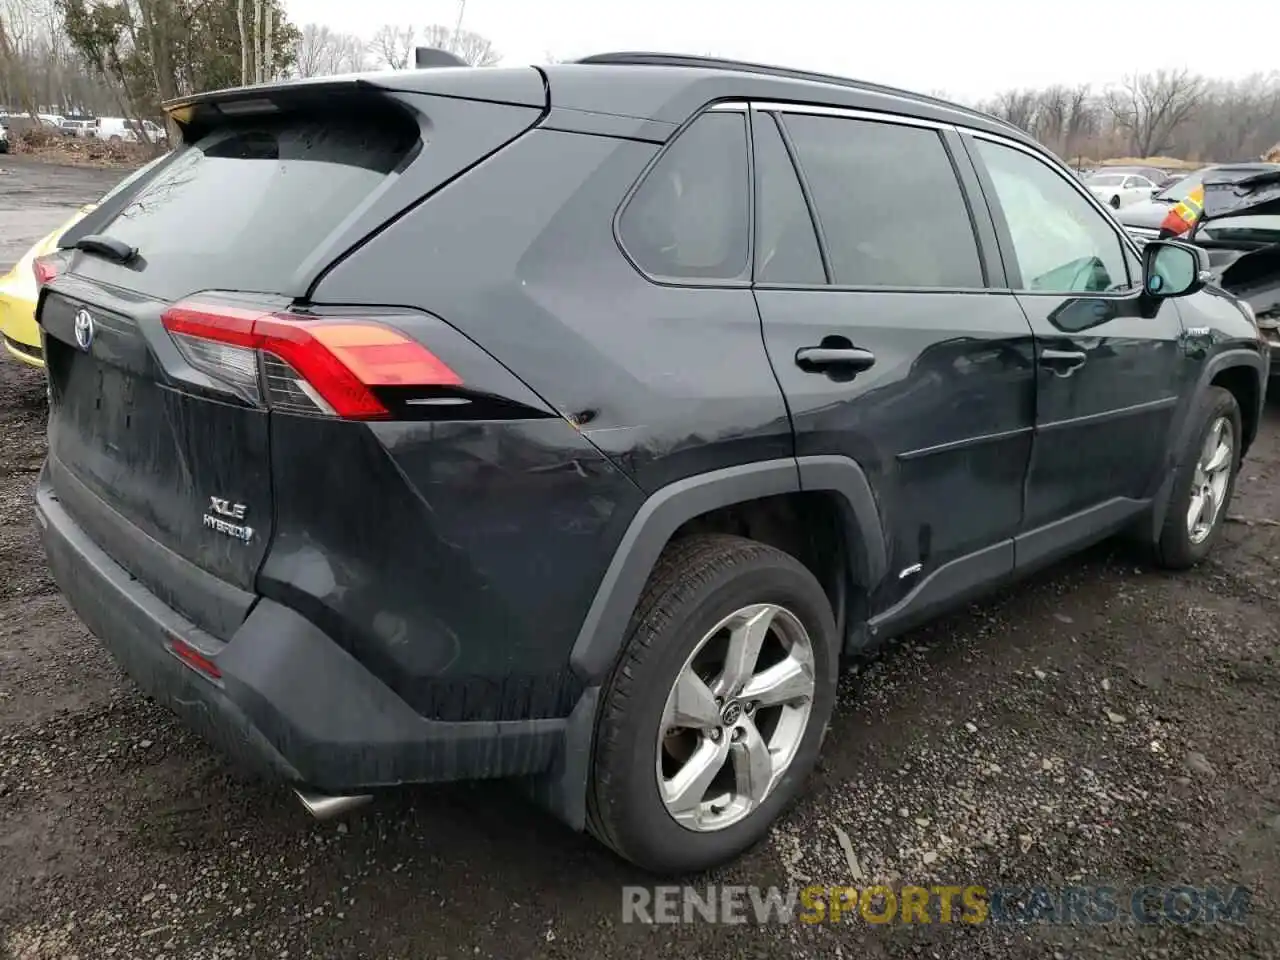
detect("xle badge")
[203,496,254,543]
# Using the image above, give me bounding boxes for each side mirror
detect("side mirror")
[1142,240,1211,299]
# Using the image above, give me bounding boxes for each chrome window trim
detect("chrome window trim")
[749,101,950,132]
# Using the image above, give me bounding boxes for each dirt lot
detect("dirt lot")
[1,163,1278,960]
[0,155,123,268]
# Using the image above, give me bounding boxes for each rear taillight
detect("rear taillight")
[161,300,462,420]
[32,253,61,287]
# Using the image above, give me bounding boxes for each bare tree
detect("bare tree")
[992,89,1040,133]
[416,23,498,66]
[448,27,498,66]
[333,32,367,73]
[1063,84,1096,159]
[293,22,337,78]
[237,0,248,84]
[369,23,414,69]
[1105,69,1204,157]
[262,1,273,81]
[292,23,366,78]
[0,3,41,118]
[1034,85,1068,152]
[251,0,262,82]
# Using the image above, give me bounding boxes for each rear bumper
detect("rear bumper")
[36,468,567,793]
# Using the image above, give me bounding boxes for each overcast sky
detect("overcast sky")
[284,0,1274,102]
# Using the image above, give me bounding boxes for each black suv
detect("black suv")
[33,53,1267,875]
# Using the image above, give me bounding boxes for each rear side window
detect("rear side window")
[781,114,984,289]
[753,112,826,285]
[92,112,417,300]
[619,111,750,281]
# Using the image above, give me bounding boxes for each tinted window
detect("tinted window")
[619,111,750,280]
[93,113,417,299]
[975,139,1130,293]
[753,113,825,285]
[782,114,983,288]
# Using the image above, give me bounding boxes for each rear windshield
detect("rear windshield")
[1160,167,1280,203]
[88,112,417,300]
[1199,214,1280,244]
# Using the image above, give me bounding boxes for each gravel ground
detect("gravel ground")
[1,163,1278,960]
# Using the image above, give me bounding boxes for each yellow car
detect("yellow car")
[1,152,171,368]
[0,205,94,367]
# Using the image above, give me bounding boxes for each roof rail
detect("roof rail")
[574,52,1022,136]
[415,47,467,68]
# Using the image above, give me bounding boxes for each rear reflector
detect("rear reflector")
[161,300,462,420]
[170,637,222,680]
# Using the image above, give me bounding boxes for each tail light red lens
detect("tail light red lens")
[32,254,60,287]
[161,300,462,420]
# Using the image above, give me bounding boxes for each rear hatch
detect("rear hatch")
[38,72,546,638]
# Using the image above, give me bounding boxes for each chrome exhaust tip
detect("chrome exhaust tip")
[293,788,373,820]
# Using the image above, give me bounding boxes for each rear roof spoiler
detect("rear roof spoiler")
[161,59,543,124]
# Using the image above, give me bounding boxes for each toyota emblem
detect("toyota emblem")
[73,309,95,351]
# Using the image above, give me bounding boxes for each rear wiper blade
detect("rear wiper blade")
[72,234,138,264]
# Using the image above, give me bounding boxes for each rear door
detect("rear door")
[751,105,1037,615]
[39,83,544,637]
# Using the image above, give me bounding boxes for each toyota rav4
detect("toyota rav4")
[33,53,1267,875]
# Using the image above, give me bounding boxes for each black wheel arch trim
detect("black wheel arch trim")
[1196,347,1265,448]
[1148,346,1264,539]
[568,455,887,685]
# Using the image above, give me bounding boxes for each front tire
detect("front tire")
[1153,386,1241,569]
[586,534,838,874]
[1110,194,1122,209]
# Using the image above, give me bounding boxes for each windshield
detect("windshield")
[1088,174,1126,186]
[1156,171,1205,202]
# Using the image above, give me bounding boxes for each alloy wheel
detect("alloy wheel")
[1187,416,1234,545]
[655,603,816,832]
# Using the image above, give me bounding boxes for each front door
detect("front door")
[750,106,1037,614]
[963,134,1192,557]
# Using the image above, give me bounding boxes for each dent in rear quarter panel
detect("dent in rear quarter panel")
[310,128,795,494]
[258,413,643,723]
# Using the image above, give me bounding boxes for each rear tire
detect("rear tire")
[586,534,838,875]
[1153,386,1241,569]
